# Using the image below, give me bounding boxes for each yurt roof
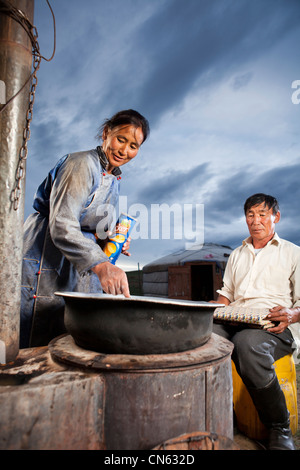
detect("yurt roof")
[143,243,233,273]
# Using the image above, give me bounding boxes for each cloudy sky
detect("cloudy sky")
[25,0,300,270]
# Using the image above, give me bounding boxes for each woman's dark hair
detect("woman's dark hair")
[244,193,279,215]
[97,109,150,143]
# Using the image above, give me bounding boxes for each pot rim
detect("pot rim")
[55,291,225,309]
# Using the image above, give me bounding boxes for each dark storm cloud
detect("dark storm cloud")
[137,162,211,204]
[29,119,64,163]
[231,72,254,91]
[59,0,300,127]
[24,0,300,266]
[131,0,300,124]
[33,0,300,132]
[203,162,300,246]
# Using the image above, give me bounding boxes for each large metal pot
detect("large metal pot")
[55,292,224,355]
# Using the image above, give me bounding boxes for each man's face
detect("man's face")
[245,202,280,247]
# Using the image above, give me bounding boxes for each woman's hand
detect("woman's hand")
[121,236,131,257]
[92,262,130,297]
[98,232,132,257]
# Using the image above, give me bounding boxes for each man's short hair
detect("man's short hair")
[244,193,279,215]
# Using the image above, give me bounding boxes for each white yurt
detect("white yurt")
[142,243,232,301]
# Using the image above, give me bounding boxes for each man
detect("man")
[214,193,300,450]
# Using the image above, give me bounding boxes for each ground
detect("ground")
[234,363,300,450]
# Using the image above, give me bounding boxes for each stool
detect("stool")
[232,355,298,440]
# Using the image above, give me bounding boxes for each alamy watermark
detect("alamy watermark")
[95,196,204,250]
[291,80,300,105]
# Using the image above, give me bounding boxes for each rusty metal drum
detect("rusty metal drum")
[49,332,234,450]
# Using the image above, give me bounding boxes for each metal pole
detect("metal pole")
[0,0,34,364]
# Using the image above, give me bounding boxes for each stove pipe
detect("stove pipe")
[0,0,34,364]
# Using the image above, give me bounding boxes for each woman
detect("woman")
[21,109,150,348]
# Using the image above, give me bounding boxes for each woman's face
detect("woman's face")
[102,124,144,173]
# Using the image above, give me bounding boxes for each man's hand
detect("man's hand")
[209,295,231,305]
[92,262,130,298]
[266,306,300,334]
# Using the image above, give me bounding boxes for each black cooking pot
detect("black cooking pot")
[55,292,224,355]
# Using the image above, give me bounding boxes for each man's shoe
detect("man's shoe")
[247,375,296,451]
[268,425,295,450]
